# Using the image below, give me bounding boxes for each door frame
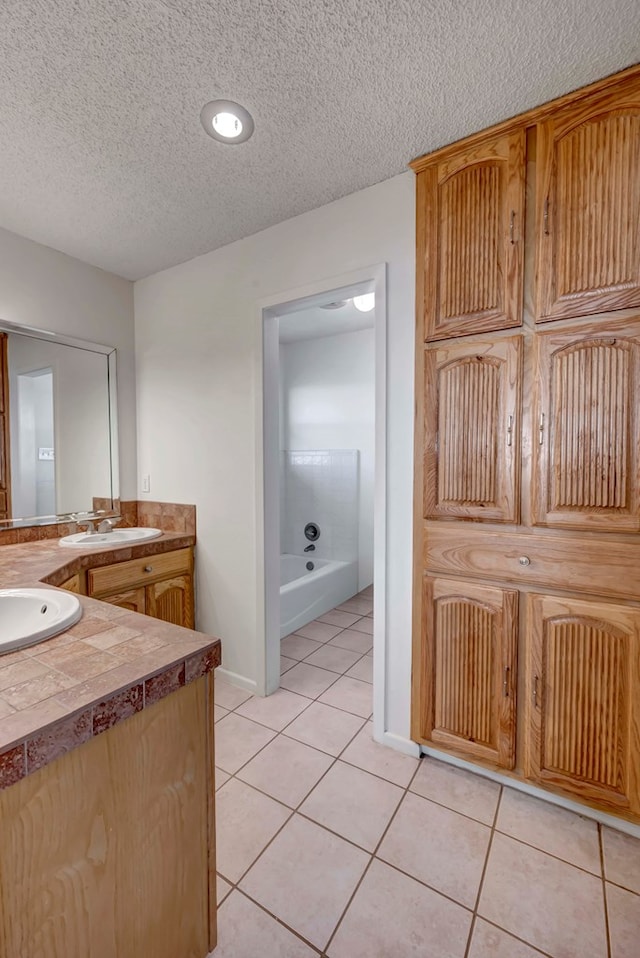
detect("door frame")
[254,263,387,740]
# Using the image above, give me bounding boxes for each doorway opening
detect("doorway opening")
[12,367,56,518]
[259,266,386,738]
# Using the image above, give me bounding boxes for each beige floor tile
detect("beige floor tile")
[479,832,607,958]
[304,644,362,674]
[237,734,334,807]
[497,787,601,873]
[240,815,369,951]
[215,778,290,882]
[216,875,233,905]
[214,891,317,958]
[328,628,373,654]
[214,677,253,711]
[468,918,544,958]
[215,767,231,790]
[606,882,640,958]
[602,827,640,894]
[318,676,372,717]
[281,655,298,674]
[283,702,366,756]
[300,761,403,851]
[214,704,228,722]
[341,722,419,787]
[410,757,500,825]
[345,656,373,683]
[378,792,490,908]
[317,609,361,628]
[235,688,310,731]
[295,621,344,642]
[328,858,471,958]
[280,634,323,661]
[336,597,374,615]
[215,712,277,774]
[349,616,373,635]
[280,662,339,698]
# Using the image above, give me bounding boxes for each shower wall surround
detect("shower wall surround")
[281,450,359,561]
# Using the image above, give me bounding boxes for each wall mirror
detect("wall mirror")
[0,320,118,526]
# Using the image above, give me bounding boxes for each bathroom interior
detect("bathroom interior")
[0,3,639,957]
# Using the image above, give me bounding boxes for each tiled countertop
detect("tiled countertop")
[0,534,221,789]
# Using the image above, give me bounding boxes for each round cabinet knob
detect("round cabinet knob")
[144,565,153,573]
[518,556,531,567]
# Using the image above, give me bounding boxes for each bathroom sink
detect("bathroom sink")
[59,527,163,547]
[0,588,82,654]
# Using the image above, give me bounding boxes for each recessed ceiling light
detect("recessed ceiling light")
[353,293,375,312]
[320,301,349,310]
[200,99,254,144]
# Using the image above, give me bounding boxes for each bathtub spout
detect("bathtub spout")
[304,544,316,552]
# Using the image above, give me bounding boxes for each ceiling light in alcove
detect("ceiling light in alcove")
[200,99,254,144]
[353,293,375,312]
[320,301,349,310]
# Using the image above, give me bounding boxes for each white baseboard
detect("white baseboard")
[420,745,640,839]
[378,730,421,758]
[215,667,257,694]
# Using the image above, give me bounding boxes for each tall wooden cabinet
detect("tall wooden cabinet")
[411,65,640,821]
[0,333,11,521]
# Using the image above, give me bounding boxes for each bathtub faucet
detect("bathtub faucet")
[304,544,315,552]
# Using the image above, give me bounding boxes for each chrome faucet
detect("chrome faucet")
[97,517,122,534]
[304,543,315,552]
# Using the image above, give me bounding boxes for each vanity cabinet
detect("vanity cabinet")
[411,65,640,823]
[86,547,195,628]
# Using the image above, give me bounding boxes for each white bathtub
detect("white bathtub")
[280,554,358,638]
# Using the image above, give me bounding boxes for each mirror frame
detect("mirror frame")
[0,318,119,528]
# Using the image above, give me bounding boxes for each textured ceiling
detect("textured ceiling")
[0,1,638,280]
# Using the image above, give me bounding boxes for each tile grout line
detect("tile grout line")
[599,824,613,958]
[462,785,503,958]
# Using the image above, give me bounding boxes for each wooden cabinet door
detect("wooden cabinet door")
[147,575,194,629]
[103,586,146,614]
[417,128,525,341]
[525,593,640,815]
[0,333,11,521]
[424,336,522,522]
[532,318,640,531]
[413,576,518,769]
[535,77,640,322]
[59,573,82,594]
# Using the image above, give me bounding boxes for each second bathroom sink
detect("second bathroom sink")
[0,588,82,654]
[59,527,163,548]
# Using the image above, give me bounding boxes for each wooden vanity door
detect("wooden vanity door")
[424,336,522,522]
[418,128,525,341]
[532,319,640,532]
[525,593,640,815]
[535,77,640,322]
[147,575,194,629]
[414,576,518,769]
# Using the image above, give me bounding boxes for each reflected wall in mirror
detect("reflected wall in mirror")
[0,323,118,524]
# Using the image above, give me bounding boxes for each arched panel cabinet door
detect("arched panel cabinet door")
[417,128,525,341]
[535,75,640,322]
[413,576,518,770]
[147,575,195,629]
[424,335,522,523]
[532,317,640,532]
[525,593,640,816]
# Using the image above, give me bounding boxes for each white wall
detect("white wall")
[134,172,415,746]
[280,327,375,588]
[0,227,136,499]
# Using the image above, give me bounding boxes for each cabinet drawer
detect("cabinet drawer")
[88,548,192,597]
[424,525,640,602]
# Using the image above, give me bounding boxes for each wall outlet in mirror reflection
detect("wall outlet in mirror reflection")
[38,448,55,461]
